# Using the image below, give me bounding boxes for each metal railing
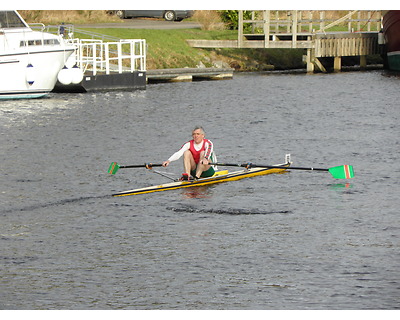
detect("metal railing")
[30,23,146,75]
[32,24,120,42]
[67,38,146,75]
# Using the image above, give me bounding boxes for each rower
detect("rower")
[162,126,218,181]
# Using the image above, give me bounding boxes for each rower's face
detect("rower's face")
[192,129,204,144]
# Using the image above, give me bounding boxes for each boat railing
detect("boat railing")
[28,22,46,31]
[73,27,121,42]
[31,24,121,41]
[67,38,147,75]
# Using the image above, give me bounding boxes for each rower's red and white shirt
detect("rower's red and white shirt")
[168,139,217,168]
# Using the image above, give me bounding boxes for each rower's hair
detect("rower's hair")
[193,126,205,134]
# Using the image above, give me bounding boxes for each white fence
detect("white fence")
[67,39,146,75]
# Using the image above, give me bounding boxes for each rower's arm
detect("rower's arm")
[203,140,213,160]
[167,142,190,162]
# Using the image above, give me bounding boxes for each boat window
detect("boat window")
[27,40,43,46]
[0,11,27,28]
[20,39,61,47]
[43,39,60,45]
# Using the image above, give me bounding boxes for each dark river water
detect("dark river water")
[1,71,399,310]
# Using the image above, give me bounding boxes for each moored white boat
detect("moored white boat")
[0,10,76,99]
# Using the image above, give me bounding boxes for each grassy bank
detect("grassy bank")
[79,28,304,70]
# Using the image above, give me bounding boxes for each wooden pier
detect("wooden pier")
[146,67,234,83]
[187,10,383,73]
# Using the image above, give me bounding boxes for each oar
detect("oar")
[209,162,354,179]
[108,162,163,175]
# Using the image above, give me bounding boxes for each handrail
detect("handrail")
[319,10,358,33]
[239,10,382,36]
[70,39,146,75]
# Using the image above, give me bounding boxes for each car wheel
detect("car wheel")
[163,11,176,21]
[115,10,125,19]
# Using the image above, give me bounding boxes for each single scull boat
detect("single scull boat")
[112,154,292,197]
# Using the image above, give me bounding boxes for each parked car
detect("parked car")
[112,10,195,21]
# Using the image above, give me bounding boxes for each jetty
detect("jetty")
[147,67,233,83]
[187,10,383,73]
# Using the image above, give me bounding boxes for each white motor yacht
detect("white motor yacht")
[0,11,76,99]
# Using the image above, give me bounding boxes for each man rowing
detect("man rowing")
[162,126,217,181]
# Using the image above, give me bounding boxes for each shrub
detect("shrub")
[193,11,226,31]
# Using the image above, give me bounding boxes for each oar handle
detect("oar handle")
[120,163,163,169]
[108,162,163,174]
[210,162,328,171]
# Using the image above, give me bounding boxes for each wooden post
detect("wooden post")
[334,56,342,72]
[306,48,314,73]
[251,11,255,34]
[292,10,298,48]
[367,11,371,32]
[264,10,270,48]
[238,10,243,48]
[298,10,302,33]
[348,11,352,32]
[314,57,327,72]
[320,11,325,31]
[360,55,367,69]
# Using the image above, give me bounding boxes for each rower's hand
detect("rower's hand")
[201,159,209,165]
[162,160,170,167]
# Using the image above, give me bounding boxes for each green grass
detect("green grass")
[79,28,304,70]
[81,28,237,69]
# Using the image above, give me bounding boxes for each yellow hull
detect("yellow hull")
[113,163,289,197]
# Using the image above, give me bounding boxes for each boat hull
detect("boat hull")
[113,164,289,197]
[386,51,400,71]
[383,10,400,71]
[0,48,74,99]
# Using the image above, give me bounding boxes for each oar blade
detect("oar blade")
[108,162,120,175]
[328,165,354,179]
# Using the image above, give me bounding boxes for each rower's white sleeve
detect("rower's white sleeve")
[168,142,190,162]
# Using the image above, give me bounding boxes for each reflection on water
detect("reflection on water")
[181,186,214,199]
[330,183,353,189]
